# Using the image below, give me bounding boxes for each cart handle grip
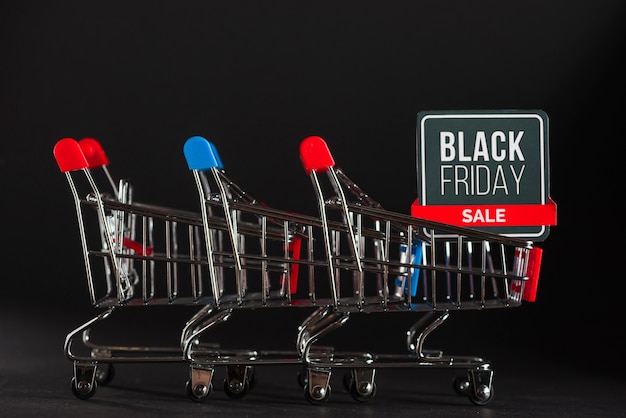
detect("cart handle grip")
[183,136,224,171]
[299,136,335,174]
[522,247,542,302]
[79,137,110,168]
[54,138,90,172]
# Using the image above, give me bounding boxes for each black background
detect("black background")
[1,1,625,416]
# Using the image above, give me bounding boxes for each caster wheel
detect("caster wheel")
[349,379,377,403]
[453,375,470,396]
[223,378,250,400]
[469,383,494,406]
[304,383,331,405]
[71,377,97,400]
[95,363,115,386]
[186,379,212,402]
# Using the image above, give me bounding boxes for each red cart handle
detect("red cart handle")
[299,136,335,174]
[522,247,543,302]
[54,137,111,172]
[53,138,89,172]
[79,137,110,168]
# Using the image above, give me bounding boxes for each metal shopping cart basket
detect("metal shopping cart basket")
[53,137,227,400]
[292,135,543,406]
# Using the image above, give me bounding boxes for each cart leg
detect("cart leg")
[348,368,377,402]
[407,311,449,357]
[298,346,334,388]
[299,309,350,361]
[223,364,252,399]
[304,367,332,405]
[186,365,214,402]
[71,361,98,400]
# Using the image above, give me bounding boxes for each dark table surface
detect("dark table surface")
[1,300,624,418]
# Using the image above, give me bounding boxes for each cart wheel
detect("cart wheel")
[469,383,494,406]
[453,375,470,396]
[349,379,377,403]
[95,363,115,386]
[223,377,250,400]
[71,377,97,400]
[186,379,212,402]
[304,383,331,405]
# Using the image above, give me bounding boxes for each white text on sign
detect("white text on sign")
[439,131,526,197]
[462,208,506,223]
[440,131,525,161]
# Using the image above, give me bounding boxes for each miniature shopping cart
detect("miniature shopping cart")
[294,136,542,406]
[181,136,542,406]
[181,136,327,401]
[54,137,229,400]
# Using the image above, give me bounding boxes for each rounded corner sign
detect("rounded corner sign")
[413,110,556,241]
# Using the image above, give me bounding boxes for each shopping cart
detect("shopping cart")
[294,135,543,405]
[181,136,331,401]
[54,137,221,400]
[54,136,328,402]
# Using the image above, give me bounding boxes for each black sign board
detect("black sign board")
[413,110,556,241]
